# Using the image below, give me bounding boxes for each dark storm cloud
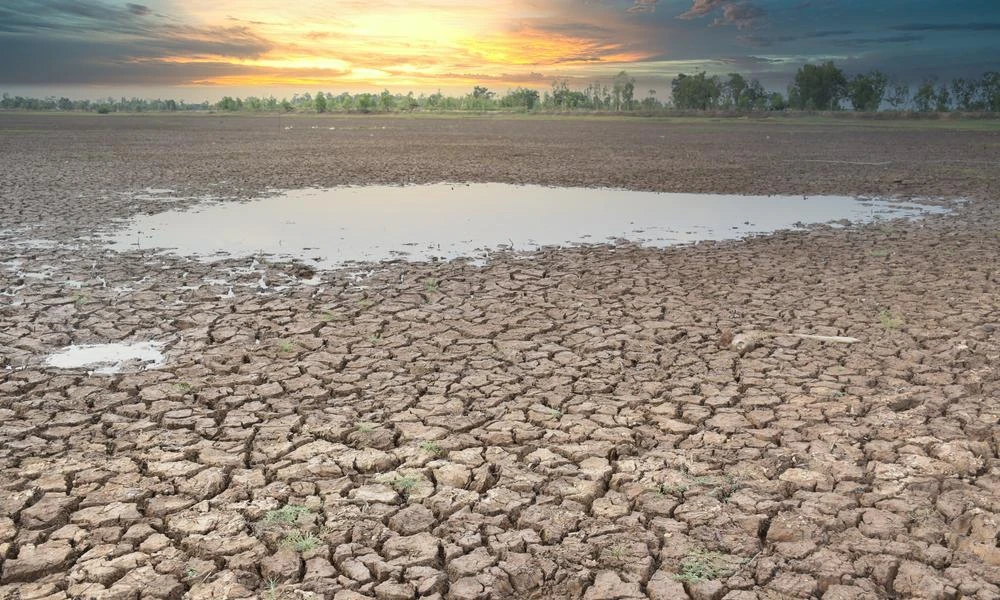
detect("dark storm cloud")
[829,34,923,48]
[737,29,853,48]
[0,0,273,84]
[126,3,151,16]
[0,37,337,85]
[890,23,1000,32]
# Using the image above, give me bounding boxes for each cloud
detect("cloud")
[890,23,1000,32]
[678,0,764,29]
[739,29,855,47]
[677,0,727,19]
[712,3,765,29]
[829,34,923,48]
[626,0,658,14]
[0,0,272,60]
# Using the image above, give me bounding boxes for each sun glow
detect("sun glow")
[148,0,654,89]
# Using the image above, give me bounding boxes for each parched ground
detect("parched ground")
[0,113,998,600]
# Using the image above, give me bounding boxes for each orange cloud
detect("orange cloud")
[156,0,659,89]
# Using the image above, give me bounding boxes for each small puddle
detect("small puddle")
[105,184,948,268]
[45,342,165,374]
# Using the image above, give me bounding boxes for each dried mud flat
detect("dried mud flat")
[1,114,999,600]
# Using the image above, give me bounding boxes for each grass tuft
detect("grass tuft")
[264,504,311,525]
[672,549,735,583]
[419,440,443,456]
[878,309,905,330]
[281,530,320,552]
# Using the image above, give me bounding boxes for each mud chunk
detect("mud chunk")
[261,548,302,583]
[374,580,416,600]
[500,553,548,594]
[447,547,496,579]
[19,493,77,529]
[768,572,818,598]
[766,513,819,543]
[70,502,141,528]
[187,570,255,599]
[584,570,645,599]
[518,504,583,543]
[382,532,441,567]
[892,560,954,600]
[646,569,690,599]
[389,504,435,535]
[1,539,75,583]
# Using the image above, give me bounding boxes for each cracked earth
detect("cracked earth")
[0,115,998,600]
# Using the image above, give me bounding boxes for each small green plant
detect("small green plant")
[545,407,562,418]
[368,333,382,344]
[73,293,88,306]
[689,475,717,486]
[672,549,735,583]
[602,545,627,561]
[357,299,374,309]
[184,566,199,579]
[424,278,440,293]
[867,248,890,257]
[419,441,443,456]
[264,577,281,600]
[659,483,689,497]
[320,311,338,322]
[384,474,420,494]
[277,340,295,353]
[355,421,378,433]
[174,382,193,394]
[281,531,320,552]
[878,309,905,330]
[712,475,745,503]
[264,504,311,525]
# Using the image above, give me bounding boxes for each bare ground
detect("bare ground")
[0,114,998,600]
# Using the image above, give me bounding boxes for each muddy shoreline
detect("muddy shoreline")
[1,114,998,599]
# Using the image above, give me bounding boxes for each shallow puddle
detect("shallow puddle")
[45,342,165,374]
[106,184,948,268]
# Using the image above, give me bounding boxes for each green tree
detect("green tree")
[314,92,327,113]
[499,88,539,110]
[722,73,747,109]
[885,80,910,110]
[788,61,847,110]
[982,72,1000,112]
[612,71,635,111]
[671,72,722,110]
[356,93,376,113]
[935,83,951,111]
[767,92,787,111]
[847,70,888,111]
[913,79,936,112]
[379,89,395,112]
[950,78,982,111]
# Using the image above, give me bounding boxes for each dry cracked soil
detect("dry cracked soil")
[0,113,998,600]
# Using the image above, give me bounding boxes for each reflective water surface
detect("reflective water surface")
[45,342,166,374]
[106,184,948,268]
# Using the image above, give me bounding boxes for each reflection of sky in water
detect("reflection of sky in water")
[106,184,949,269]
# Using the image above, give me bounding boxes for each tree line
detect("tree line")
[3,62,999,115]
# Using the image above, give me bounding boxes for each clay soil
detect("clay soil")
[0,113,998,600]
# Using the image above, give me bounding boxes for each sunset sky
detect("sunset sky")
[1,0,999,100]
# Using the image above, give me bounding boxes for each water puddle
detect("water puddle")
[105,184,948,268]
[45,342,165,374]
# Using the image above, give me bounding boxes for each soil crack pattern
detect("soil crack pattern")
[1,115,999,600]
